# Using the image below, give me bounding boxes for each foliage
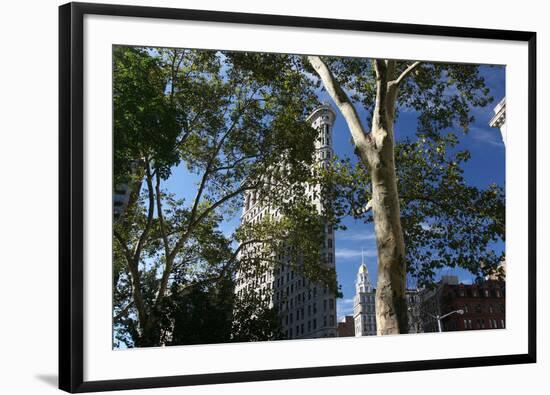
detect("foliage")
[311,56,504,288]
[113,47,332,347]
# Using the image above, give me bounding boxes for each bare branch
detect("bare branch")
[372,59,390,134]
[154,173,173,305]
[394,61,422,86]
[355,199,373,215]
[213,155,258,173]
[132,158,156,261]
[307,56,372,159]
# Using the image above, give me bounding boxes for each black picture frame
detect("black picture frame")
[59,2,537,393]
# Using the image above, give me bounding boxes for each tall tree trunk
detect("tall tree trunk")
[370,125,408,335]
[308,56,410,334]
[369,60,408,335]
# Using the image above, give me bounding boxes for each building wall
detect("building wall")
[419,278,506,332]
[489,97,506,145]
[440,281,506,331]
[353,262,376,336]
[337,316,355,337]
[235,105,338,339]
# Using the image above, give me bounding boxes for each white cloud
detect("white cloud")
[470,126,504,148]
[335,248,377,259]
[337,298,355,320]
[338,231,376,242]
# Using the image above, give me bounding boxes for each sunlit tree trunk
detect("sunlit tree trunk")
[308,56,420,334]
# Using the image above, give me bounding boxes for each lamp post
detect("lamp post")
[427,309,464,332]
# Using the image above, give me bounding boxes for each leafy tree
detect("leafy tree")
[231,291,284,342]
[113,47,323,347]
[306,56,499,334]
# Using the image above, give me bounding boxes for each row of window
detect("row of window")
[462,303,505,314]
[318,150,332,160]
[463,318,505,329]
[454,287,504,298]
[278,294,335,314]
[286,315,336,338]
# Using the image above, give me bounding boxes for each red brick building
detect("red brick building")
[337,315,355,337]
[420,277,505,332]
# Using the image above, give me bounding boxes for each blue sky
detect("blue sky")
[161,63,506,322]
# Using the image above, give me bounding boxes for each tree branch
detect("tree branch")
[113,229,133,264]
[394,61,422,86]
[154,173,173,305]
[132,158,156,261]
[113,301,134,322]
[307,56,373,160]
[213,155,258,173]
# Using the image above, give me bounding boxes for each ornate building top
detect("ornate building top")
[356,249,374,294]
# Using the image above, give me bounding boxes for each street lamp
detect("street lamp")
[427,309,464,333]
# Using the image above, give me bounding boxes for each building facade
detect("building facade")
[420,275,506,332]
[489,97,506,146]
[337,316,355,337]
[353,254,377,336]
[234,105,338,339]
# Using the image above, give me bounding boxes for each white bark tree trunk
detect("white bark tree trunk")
[308,56,417,334]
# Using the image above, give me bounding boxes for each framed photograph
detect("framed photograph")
[59,2,536,393]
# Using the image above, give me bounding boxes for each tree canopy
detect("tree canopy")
[113,46,505,344]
